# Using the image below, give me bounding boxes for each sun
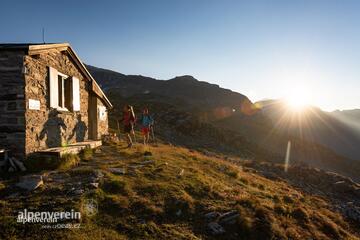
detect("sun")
[287,96,308,111]
[284,86,312,112]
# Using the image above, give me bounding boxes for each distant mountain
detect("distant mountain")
[87,65,360,181]
[331,109,360,131]
[87,65,253,113]
[255,100,360,161]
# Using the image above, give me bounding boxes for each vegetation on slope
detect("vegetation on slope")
[0,139,359,239]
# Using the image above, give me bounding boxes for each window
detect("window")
[49,66,81,111]
[57,73,72,111]
[57,74,72,110]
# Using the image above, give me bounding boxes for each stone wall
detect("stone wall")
[97,98,109,139]
[0,50,26,158]
[24,49,90,155]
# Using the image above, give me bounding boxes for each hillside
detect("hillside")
[0,140,359,239]
[87,65,360,182]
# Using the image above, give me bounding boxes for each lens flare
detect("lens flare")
[284,141,291,172]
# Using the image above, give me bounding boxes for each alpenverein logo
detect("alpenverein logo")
[17,209,81,224]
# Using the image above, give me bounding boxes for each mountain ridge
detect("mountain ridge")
[86,65,360,182]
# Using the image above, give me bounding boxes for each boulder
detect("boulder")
[16,175,43,191]
[176,209,182,216]
[204,211,220,222]
[94,170,104,178]
[108,168,126,175]
[74,189,84,195]
[342,203,360,222]
[139,160,155,165]
[218,210,239,225]
[11,157,26,172]
[207,222,225,235]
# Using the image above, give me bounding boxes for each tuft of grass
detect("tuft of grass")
[320,218,342,239]
[272,195,281,203]
[291,207,309,224]
[58,153,80,170]
[81,147,93,161]
[100,195,130,216]
[252,206,287,240]
[258,183,265,190]
[274,204,288,216]
[239,177,249,185]
[236,196,259,209]
[130,198,163,221]
[102,179,130,196]
[283,195,294,204]
[164,193,194,220]
[314,212,348,240]
[226,169,239,179]
[234,206,253,237]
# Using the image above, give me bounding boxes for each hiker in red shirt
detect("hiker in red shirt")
[122,105,136,147]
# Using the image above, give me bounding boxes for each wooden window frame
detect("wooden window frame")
[57,72,70,112]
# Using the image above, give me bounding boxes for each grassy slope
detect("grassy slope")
[0,140,359,240]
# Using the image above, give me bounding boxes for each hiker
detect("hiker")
[139,108,154,145]
[122,105,136,147]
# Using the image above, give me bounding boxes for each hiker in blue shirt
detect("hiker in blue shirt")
[139,108,154,145]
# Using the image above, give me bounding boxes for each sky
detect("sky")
[1,0,359,111]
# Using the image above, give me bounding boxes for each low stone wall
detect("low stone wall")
[0,50,26,158]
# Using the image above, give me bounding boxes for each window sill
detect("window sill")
[56,108,73,115]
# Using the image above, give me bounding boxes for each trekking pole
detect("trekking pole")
[116,119,120,140]
[132,126,137,143]
[151,124,156,143]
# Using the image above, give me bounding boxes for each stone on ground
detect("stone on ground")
[16,175,44,191]
[207,222,225,235]
[108,168,126,175]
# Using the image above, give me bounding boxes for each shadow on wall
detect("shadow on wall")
[39,111,66,148]
[38,111,87,148]
[69,114,87,142]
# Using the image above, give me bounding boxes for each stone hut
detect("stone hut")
[0,43,112,160]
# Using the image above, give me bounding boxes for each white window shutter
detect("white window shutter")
[49,66,58,108]
[72,76,81,111]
